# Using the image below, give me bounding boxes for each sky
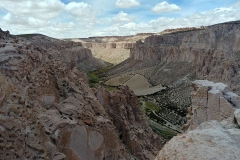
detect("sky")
[0,0,240,38]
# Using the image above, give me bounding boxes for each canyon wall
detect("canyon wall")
[71,34,152,65]
[82,42,134,64]
[0,29,162,159]
[107,21,240,92]
[83,42,135,65]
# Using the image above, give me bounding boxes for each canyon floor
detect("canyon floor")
[76,31,196,139]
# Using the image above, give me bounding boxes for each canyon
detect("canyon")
[1,20,240,160]
[0,29,162,159]
[91,21,240,137]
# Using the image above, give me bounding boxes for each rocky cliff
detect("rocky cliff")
[95,85,163,159]
[185,80,240,130]
[155,81,240,160]
[69,34,152,65]
[18,34,108,72]
[82,42,134,65]
[0,29,162,159]
[107,21,240,91]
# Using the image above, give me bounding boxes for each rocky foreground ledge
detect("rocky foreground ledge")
[156,80,240,160]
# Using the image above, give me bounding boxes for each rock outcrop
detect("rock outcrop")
[95,85,163,159]
[0,28,11,39]
[0,29,162,159]
[156,120,240,160]
[155,81,240,160]
[185,80,240,130]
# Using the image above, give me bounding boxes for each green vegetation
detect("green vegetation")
[105,85,116,91]
[88,65,117,90]
[149,124,177,140]
[90,65,114,78]
[236,125,240,129]
[145,101,160,111]
[88,72,100,87]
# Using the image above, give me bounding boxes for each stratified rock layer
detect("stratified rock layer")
[107,21,240,91]
[0,29,162,159]
[71,34,152,65]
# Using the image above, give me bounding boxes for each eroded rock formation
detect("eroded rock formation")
[0,29,162,159]
[155,81,240,160]
[185,80,240,130]
[95,85,163,159]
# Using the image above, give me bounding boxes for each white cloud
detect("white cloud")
[0,0,98,38]
[112,11,135,23]
[115,0,140,8]
[1,0,240,38]
[152,1,181,13]
[65,2,93,18]
[98,3,240,37]
[2,13,47,27]
[0,0,65,20]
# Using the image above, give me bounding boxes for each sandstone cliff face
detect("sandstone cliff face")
[155,81,240,160]
[83,42,135,49]
[72,34,151,65]
[0,29,162,159]
[81,42,134,65]
[107,21,240,91]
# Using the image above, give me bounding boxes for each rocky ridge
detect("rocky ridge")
[0,29,162,159]
[155,80,240,160]
[18,34,108,72]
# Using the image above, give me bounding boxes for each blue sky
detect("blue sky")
[0,0,239,38]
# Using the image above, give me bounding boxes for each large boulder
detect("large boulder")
[155,120,240,160]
